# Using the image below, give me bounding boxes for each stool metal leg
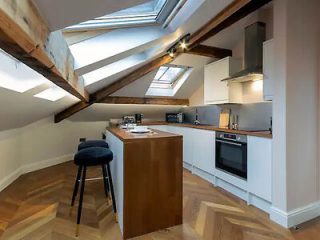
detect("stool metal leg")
[101,164,110,198]
[106,163,117,222]
[70,165,82,216]
[76,165,87,237]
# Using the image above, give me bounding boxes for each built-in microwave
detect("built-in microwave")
[166,113,184,123]
[215,131,247,179]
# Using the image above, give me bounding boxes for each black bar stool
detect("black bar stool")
[76,140,111,199]
[70,146,117,237]
[78,140,109,150]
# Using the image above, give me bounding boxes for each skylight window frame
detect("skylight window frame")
[150,64,189,89]
[64,0,182,32]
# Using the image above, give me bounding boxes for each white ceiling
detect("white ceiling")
[203,2,273,49]
[32,0,149,31]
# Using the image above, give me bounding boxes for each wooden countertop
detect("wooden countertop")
[107,127,182,142]
[138,122,273,139]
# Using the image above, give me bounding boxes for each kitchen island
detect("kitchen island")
[105,127,183,239]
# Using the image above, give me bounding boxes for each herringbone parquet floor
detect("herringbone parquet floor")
[0,162,319,240]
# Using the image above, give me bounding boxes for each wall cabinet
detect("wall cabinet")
[247,136,272,202]
[263,39,274,101]
[204,57,242,104]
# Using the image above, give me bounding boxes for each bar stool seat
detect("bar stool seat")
[78,140,109,151]
[74,147,113,166]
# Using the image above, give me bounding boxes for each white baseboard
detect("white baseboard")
[0,154,73,192]
[192,166,214,183]
[0,168,23,192]
[22,154,73,174]
[270,202,320,228]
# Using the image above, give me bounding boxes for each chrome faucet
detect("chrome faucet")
[194,108,200,125]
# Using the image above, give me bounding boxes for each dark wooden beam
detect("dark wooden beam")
[187,45,232,58]
[91,55,173,102]
[54,55,174,123]
[0,0,89,102]
[189,0,272,47]
[99,97,189,106]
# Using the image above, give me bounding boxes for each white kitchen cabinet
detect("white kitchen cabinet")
[204,57,242,104]
[247,136,272,202]
[192,129,215,175]
[168,126,194,166]
[263,39,274,101]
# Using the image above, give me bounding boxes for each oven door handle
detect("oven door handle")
[216,139,243,146]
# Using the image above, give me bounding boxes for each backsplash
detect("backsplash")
[182,102,272,130]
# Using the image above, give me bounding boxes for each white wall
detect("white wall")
[0,129,22,188]
[271,0,320,227]
[0,117,107,191]
[189,83,204,106]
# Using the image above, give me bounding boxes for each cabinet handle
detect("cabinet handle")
[216,139,243,146]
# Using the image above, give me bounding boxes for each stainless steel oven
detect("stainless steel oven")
[215,131,247,179]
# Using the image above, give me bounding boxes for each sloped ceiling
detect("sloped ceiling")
[0,87,78,131]
[32,0,149,31]
[0,0,260,130]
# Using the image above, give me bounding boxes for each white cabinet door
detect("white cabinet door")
[181,127,194,165]
[165,126,193,165]
[204,57,242,104]
[192,129,215,174]
[263,39,274,101]
[247,136,272,201]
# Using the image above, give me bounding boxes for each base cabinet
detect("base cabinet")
[247,136,272,202]
[192,130,215,174]
[147,125,272,212]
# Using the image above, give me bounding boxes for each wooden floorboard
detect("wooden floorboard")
[0,161,318,239]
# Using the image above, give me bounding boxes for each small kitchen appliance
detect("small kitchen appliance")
[166,113,184,123]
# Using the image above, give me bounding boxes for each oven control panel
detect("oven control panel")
[216,131,247,143]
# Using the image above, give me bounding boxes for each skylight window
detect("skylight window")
[150,65,188,89]
[34,86,67,102]
[0,50,46,93]
[65,0,182,31]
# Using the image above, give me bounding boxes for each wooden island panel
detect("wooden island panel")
[106,128,183,239]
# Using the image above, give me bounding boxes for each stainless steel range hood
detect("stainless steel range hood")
[222,22,266,83]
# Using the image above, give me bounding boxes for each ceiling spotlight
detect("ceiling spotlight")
[168,48,176,58]
[180,40,187,50]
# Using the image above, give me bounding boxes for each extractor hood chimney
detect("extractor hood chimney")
[222,22,266,82]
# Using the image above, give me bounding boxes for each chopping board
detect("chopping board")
[219,109,230,129]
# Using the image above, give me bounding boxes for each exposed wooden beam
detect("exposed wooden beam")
[54,55,174,123]
[99,97,189,106]
[0,0,89,102]
[91,55,173,102]
[187,45,232,58]
[189,0,272,47]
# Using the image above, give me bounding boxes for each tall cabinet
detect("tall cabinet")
[204,57,242,104]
